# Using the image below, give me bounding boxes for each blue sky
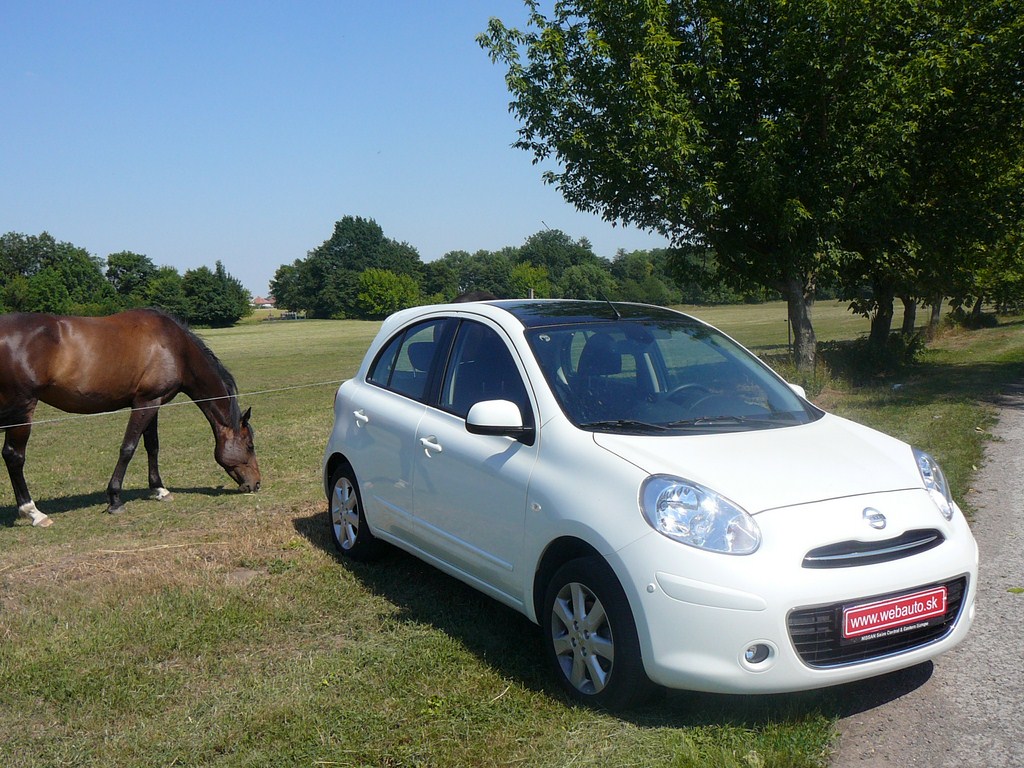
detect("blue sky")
[1,1,668,296]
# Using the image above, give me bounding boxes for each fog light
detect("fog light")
[744,644,771,665]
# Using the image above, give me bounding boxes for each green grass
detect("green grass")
[2,305,1021,767]
[677,299,899,353]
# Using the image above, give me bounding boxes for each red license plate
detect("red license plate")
[842,586,948,641]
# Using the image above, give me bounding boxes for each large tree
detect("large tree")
[517,229,599,280]
[106,251,157,305]
[273,216,424,318]
[0,231,118,314]
[182,261,252,327]
[426,249,518,299]
[611,249,686,305]
[480,0,1024,369]
[143,265,191,319]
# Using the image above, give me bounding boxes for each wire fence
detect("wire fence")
[0,379,345,432]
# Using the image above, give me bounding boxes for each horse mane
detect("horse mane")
[453,290,497,303]
[145,309,243,429]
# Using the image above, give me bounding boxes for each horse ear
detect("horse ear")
[241,407,252,425]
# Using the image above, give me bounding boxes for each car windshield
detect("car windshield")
[525,316,819,434]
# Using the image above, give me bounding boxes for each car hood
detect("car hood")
[591,413,923,514]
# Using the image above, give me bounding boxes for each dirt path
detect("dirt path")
[832,387,1024,767]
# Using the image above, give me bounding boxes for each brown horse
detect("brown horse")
[0,309,261,527]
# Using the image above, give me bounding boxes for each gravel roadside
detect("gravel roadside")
[831,387,1024,767]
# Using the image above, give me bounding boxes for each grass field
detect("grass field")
[2,301,1022,767]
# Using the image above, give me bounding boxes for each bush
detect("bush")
[945,307,1000,329]
[819,333,926,383]
[355,268,420,319]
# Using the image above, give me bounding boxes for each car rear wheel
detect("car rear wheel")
[328,463,382,561]
[542,557,656,710]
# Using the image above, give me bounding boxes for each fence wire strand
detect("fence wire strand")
[0,379,345,432]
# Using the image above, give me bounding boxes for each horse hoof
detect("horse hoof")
[150,488,173,501]
[107,505,125,515]
[18,502,52,527]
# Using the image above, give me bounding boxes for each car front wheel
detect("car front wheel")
[328,463,382,561]
[542,557,656,710]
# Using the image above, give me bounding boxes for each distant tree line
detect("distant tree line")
[273,214,1024,327]
[270,215,774,320]
[0,231,252,326]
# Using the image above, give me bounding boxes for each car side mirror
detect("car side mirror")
[466,400,535,445]
[788,383,807,399]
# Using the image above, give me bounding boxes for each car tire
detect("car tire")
[542,556,656,710]
[328,463,383,561]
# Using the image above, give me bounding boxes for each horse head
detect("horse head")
[215,406,261,493]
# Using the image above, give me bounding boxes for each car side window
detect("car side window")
[367,319,454,401]
[441,321,531,423]
[367,334,402,388]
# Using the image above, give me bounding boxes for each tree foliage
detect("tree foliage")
[834,0,1024,338]
[518,229,598,277]
[356,268,421,319]
[427,249,515,300]
[272,216,423,318]
[0,231,251,325]
[144,266,192,319]
[106,251,158,305]
[182,262,253,327]
[0,232,117,315]
[380,226,731,306]
[25,268,72,314]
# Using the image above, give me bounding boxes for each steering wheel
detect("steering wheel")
[665,383,712,403]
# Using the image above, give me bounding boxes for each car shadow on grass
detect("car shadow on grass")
[636,661,932,728]
[292,507,933,727]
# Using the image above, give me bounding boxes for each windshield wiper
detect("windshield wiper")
[666,415,782,429]
[578,419,668,433]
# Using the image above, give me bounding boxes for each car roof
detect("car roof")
[480,299,693,329]
[376,300,703,343]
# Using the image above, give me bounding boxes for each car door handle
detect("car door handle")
[353,410,369,427]
[419,436,443,456]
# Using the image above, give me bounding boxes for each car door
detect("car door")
[347,318,454,538]
[412,320,538,605]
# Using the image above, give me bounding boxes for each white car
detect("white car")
[322,300,978,709]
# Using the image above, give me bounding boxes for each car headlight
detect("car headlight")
[640,475,761,555]
[914,448,954,520]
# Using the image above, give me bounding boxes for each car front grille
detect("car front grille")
[787,576,968,668]
[802,528,945,569]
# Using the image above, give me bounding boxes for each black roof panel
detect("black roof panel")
[489,299,690,329]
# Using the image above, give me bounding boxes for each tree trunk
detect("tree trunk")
[899,295,917,336]
[784,276,816,372]
[927,295,943,338]
[868,281,895,347]
[970,294,984,321]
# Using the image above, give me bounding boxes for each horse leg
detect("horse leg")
[106,407,158,514]
[2,419,52,528]
[143,411,171,501]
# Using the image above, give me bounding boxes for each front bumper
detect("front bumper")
[611,489,979,694]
